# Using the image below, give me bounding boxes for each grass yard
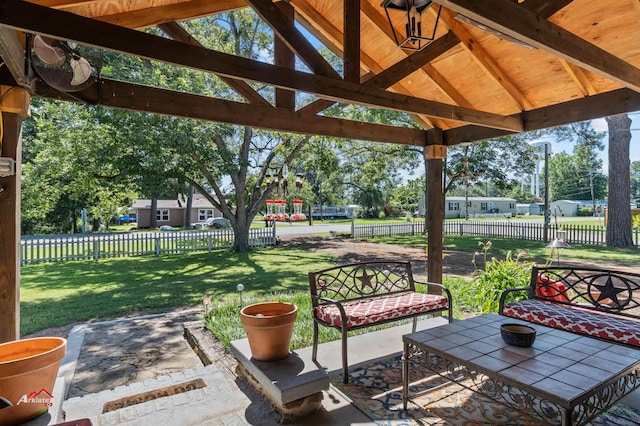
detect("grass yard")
[19,247,336,335]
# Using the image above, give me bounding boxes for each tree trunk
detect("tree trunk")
[150,195,158,229]
[605,113,635,248]
[184,185,194,228]
[232,206,251,251]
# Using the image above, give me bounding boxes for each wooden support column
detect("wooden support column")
[425,143,446,285]
[274,1,295,110]
[0,110,25,342]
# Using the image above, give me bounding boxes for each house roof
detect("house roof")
[1,0,638,146]
[132,194,216,210]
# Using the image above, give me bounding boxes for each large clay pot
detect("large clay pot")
[0,337,67,425]
[240,302,297,361]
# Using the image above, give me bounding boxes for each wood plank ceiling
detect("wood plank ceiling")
[1,0,639,146]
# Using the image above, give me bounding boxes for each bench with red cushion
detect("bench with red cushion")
[309,261,452,383]
[499,266,640,347]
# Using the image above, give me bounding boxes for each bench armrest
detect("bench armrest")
[311,295,349,329]
[499,286,532,314]
[414,280,453,323]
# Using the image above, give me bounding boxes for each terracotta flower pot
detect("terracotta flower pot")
[240,302,297,361]
[0,337,67,425]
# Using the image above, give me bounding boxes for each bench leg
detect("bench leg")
[412,316,418,333]
[342,326,349,384]
[312,321,319,361]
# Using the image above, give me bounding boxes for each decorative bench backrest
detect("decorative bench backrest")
[309,261,415,306]
[533,266,640,319]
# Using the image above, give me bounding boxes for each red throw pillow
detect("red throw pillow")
[535,275,570,303]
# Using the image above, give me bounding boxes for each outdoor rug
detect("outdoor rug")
[330,354,640,425]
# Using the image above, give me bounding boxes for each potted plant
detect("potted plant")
[0,337,66,425]
[240,302,297,361]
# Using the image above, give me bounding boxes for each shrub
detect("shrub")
[471,241,533,314]
[577,207,593,217]
[633,215,640,230]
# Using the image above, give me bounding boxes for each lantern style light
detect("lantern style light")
[381,0,442,51]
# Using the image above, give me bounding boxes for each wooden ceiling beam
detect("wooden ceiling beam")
[437,0,640,93]
[366,31,460,89]
[1,0,521,130]
[298,30,459,117]
[559,59,597,96]
[246,0,338,78]
[343,0,360,83]
[96,0,246,30]
[29,77,428,146]
[159,22,271,106]
[444,88,640,144]
[521,0,574,17]
[292,1,436,129]
[274,1,296,110]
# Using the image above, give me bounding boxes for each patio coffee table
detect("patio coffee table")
[402,313,640,426]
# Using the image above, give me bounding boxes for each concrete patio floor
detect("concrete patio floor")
[21,308,640,426]
[23,309,449,426]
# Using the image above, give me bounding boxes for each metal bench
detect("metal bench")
[499,266,640,348]
[309,261,452,383]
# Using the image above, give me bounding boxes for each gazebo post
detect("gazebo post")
[0,95,28,342]
[425,143,446,285]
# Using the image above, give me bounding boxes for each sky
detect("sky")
[550,112,640,172]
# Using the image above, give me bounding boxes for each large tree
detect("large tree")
[605,113,634,248]
[631,160,640,204]
[548,122,607,203]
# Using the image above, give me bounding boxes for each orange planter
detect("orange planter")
[240,302,297,361]
[0,337,67,425]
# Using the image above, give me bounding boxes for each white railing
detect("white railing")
[21,227,276,265]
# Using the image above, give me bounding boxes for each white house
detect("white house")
[419,196,517,219]
[131,193,222,228]
[549,200,580,217]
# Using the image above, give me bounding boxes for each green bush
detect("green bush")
[471,241,533,314]
[633,215,640,230]
[577,207,593,217]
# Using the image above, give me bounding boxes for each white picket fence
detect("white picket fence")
[20,227,276,265]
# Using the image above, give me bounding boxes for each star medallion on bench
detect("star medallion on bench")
[356,269,374,289]
[592,276,627,306]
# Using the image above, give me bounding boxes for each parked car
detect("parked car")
[206,217,231,228]
[159,225,174,231]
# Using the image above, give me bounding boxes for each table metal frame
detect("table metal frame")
[402,314,640,426]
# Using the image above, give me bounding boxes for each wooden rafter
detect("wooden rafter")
[247,0,338,78]
[439,9,532,111]
[274,1,295,110]
[343,0,360,83]
[0,1,522,130]
[444,88,640,144]
[437,0,640,93]
[559,59,597,97]
[159,22,271,106]
[91,0,246,30]
[26,77,429,146]
[292,1,435,128]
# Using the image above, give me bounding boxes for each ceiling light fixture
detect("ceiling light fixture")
[381,0,442,51]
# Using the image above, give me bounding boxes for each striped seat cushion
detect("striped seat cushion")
[503,299,640,347]
[314,292,448,329]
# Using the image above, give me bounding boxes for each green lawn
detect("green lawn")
[20,248,336,335]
